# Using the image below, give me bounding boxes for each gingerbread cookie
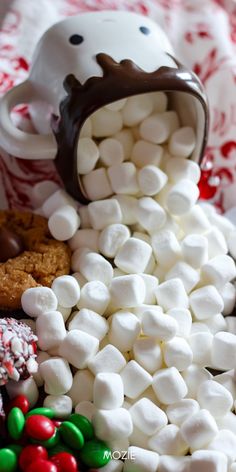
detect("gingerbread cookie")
[0,211,71,310]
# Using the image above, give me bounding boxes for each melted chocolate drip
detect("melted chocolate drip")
[52,53,208,204]
[0,227,24,262]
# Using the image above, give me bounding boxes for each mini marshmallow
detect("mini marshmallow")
[77,137,99,174]
[132,303,161,321]
[151,230,181,269]
[36,310,66,351]
[180,409,218,449]
[201,255,236,288]
[188,332,213,366]
[112,195,138,225]
[189,285,224,320]
[130,398,167,436]
[114,129,134,160]
[93,373,124,409]
[88,344,126,375]
[93,408,133,441]
[133,338,163,374]
[165,157,200,184]
[99,138,124,167]
[108,162,139,195]
[166,179,199,216]
[165,261,199,294]
[75,401,96,421]
[108,310,141,352]
[88,199,122,230]
[139,274,159,304]
[166,399,200,426]
[78,281,110,315]
[167,308,192,338]
[59,330,99,369]
[39,358,73,395]
[155,279,189,311]
[114,237,152,274]
[6,377,39,407]
[110,275,146,308]
[99,224,130,258]
[140,111,179,144]
[159,455,190,472]
[68,309,108,340]
[205,227,228,259]
[152,367,187,404]
[51,275,80,308]
[220,283,236,316]
[191,450,228,472]
[217,412,236,435]
[163,337,193,371]
[69,228,99,252]
[136,197,166,233]
[107,437,130,455]
[123,446,159,472]
[33,351,50,387]
[150,91,168,112]
[182,365,212,399]
[48,205,80,241]
[214,371,236,399]
[91,108,123,137]
[106,98,127,111]
[122,94,153,127]
[76,251,113,285]
[21,287,58,318]
[82,168,113,201]
[80,117,92,138]
[128,425,149,449]
[43,395,72,418]
[197,380,233,418]
[57,305,71,323]
[67,369,94,406]
[131,140,163,168]
[42,189,77,218]
[207,429,236,463]
[209,212,235,238]
[168,126,196,158]
[137,165,167,196]
[120,361,152,399]
[211,332,236,370]
[191,323,211,334]
[148,424,188,456]
[142,310,178,341]
[180,205,211,235]
[181,234,208,268]
[32,180,60,207]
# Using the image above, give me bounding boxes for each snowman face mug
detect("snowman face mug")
[0,11,208,203]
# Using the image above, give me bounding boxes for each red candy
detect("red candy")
[52,420,62,428]
[51,452,78,472]
[25,415,55,441]
[19,445,48,470]
[26,459,58,472]
[8,395,30,415]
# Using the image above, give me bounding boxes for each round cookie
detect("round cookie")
[0,211,71,310]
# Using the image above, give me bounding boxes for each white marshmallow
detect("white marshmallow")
[43,395,72,418]
[93,408,133,441]
[33,351,50,387]
[152,367,187,404]
[59,330,99,369]
[69,229,99,252]
[115,237,152,274]
[132,304,162,321]
[148,424,188,455]
[150,91,168,112]
[120,361,152,399]
[130,398,167,436]
[167,308,192,338]
[78,281,110,315]
[77,137,99,174]
[122,94,153,127]
[201,255,236,288]
[140,111,179,144]
[166,399,200,426]
[218,412,236,435]
[168,126,196,158]
[108,310,141,352]
[88,199,122,230]
[88,344,126,375]
[36,310,66,351]
[142,309,178,341]
[180,205,211,235]
[6,377,39,407]
[136,197,167,233]
[39,357,73,395]
[128,425,149,449]
[112,195,138,225]
[151,230,181,269]
[114,129,134,160]
[91,108,123,137]
[163,337,193,371]
[139,274,158,304]
[110,275,146,308]
[191,323,211,334]
[76,251,113,285]
[68,309,108,340]
[42,189,77,218]
[211,332,236,370]
[108,162,139,195]
[208,313,228,333]
[75,401,96,421]
[182,365,212,399]
[57,305,71,323]
[197,380,233,418]
[133,338,163,374]
[21,287,58,318]
[188,332,213,366]
[220,283,236,316]
[189,285,224,320]
[159,455,190,472]
[82,168,113,201]
[80,117,92,138]
[214,371,236,399]
[191,450,227,472]
[32,180,60,208]
[107,437,129,455]
[99,138,124,167]
[166,179,199,216]
[205,227,228,259]
[228,229,236,259]
[48,205,80,241]
[165,261,199,294]
[99,224,130,258]
[181,234,208,269]
[165,157,200,184]
[155,279,189,311]
[207,429,236,463]
[93,373,124,409]
[131,140,163,168]
[180,409,218,449]
[209,212,235,238]
[51,275,80,308]
[106,98,127,112]
[67,369,94,406]
[123,446,159,472]
[137,165,167,196]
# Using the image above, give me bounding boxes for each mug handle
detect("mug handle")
[0,80,57,160]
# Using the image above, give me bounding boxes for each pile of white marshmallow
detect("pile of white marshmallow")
[8,92,236,472]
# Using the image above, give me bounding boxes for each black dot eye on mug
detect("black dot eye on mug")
[139,26,151,35]
[69,34,84,45]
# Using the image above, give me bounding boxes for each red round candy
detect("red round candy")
[25,415,55,441]
[19,445,48,470]
[7,395,30,415]
[51,452,78,472]
[52,420,62,428]
[26,459,58,472]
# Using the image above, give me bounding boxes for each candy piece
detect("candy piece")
[77,137,99,174]
[180,205,211,235]
[69,228,99,252]
[166,179,199,215]
[99,138,124,167]
[165,261,199,294]
[6,377,39,408]
[67,369,94,406]
[181,234,208,268]
[189,285,224,320]
[26,459,57,472]
[137,165,167,196]
[197,380,233,418]
[108,162,139,195]
[43,395,72,419]
[50,452,77,472]
[80,439,111,468]
[191,450,227,472]
[19,445,48,470]
[39,358,73,395]
[148,424,188,455]
[122,94,153,127]
[205,227,228,259]
[155,279,189,311]
[26,407,54,419]
[60,421,84,450]
[78,281,110,315]
[128,424,149,449]
[142,308,177,341]
[48,205,80,241]
[152,367,187,404]
[7,394,29,415]
[98,224,130,258]
[207,429,236,463]
[68,413,94,441]
[88,199,122,230]
[36,311,66,351]
[110,274,146,308]
[168,126,196,158]
[82,168,113,201]
[69,308,108,341]
[93,408,133,441]
[25,415,55,441]
[131,140,163,168]
[36,429,60,449]
[0,449,17,472]
[93,373,124,410]
[211,332,236,370]
[112,195,137,225]
[151,230,181,269]
[91,108,122,137]
[114,129,134,160]
[188,332,213,366]
[114,237,152,274]
[166,399,200,426]
[7,407,25,441]
[59,330,99,369]
[123,446,159,472]
[133,338,163,374]
[165,157,200,183]
[163,337,193,371]
[108,310,141,352]
[51,275,81,308]
[158,455,190,472]
[130,398,167,436]
[74,250,113,285]
[180,409,218,449]
[182,365,212,399]
[140,111,179,144]
[88,345,126,375]
[42,189,77,218]
[167,308,192,338]
[136,197,167,234]
[21,287,58,318]
[120,361,152,399]
[201,254,236,288]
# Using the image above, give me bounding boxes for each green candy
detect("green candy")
[68,414,94,441]
[25,407,54,419]
[7,444,23,457]
[60,421,84,450]
[48,443,74,456]
[7,407,25,440]
[0,448,17,472]
[79,439,111,468]
[31,429,60,449]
